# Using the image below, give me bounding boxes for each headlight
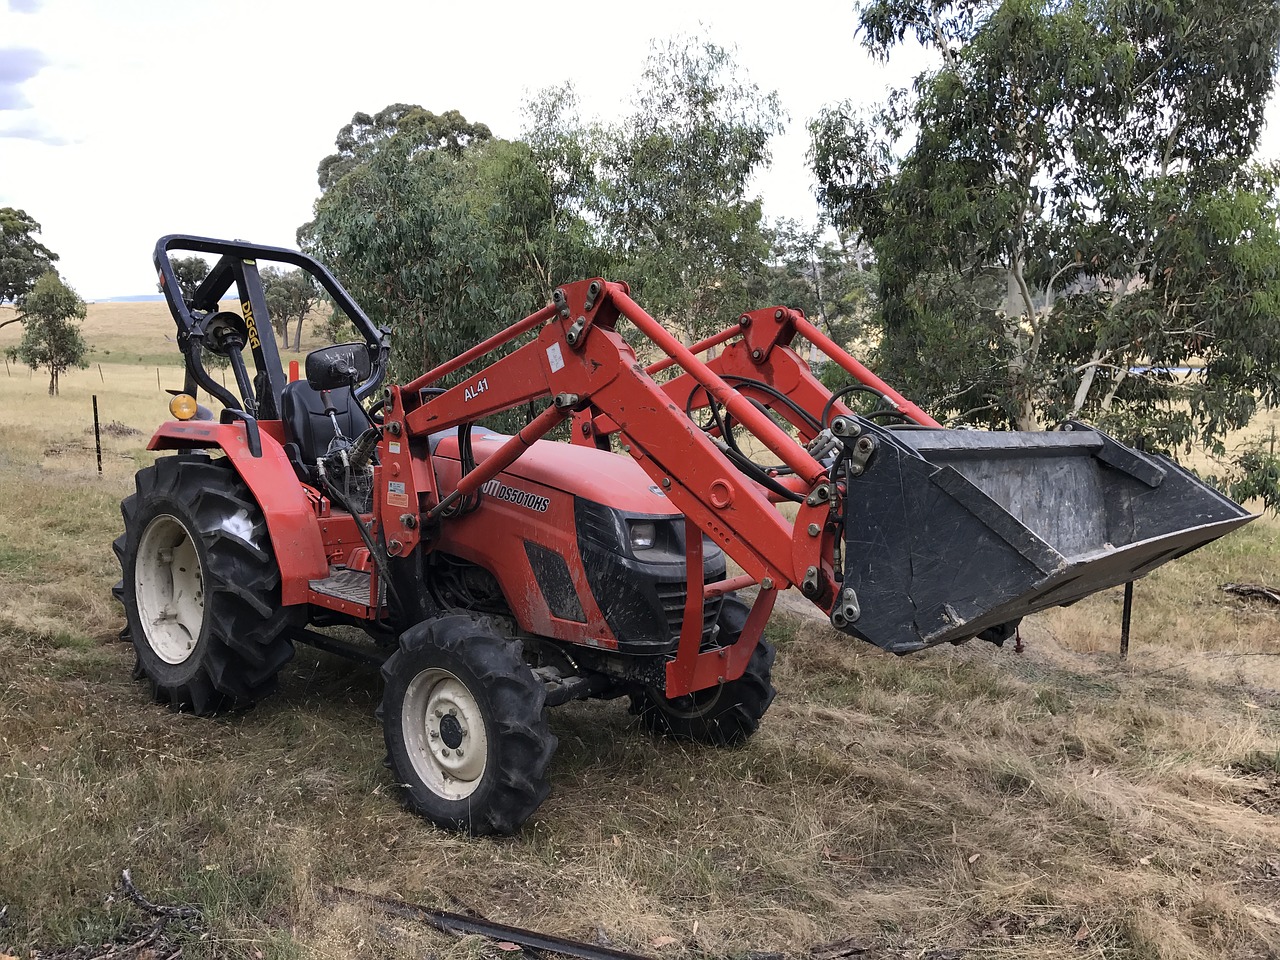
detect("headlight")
[628,521,657,551]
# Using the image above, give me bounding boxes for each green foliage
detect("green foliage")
[167,255,209,301]
[314,104,492,193]
[8,271,88,395]
[260,266,320,351]
[1210,434,1280,514]
[811,0,1280,469]
[302,105,602,413]
[302,42,788,414]
[592,37,785,340]
[0,207,58,306]
[752,220,877,365]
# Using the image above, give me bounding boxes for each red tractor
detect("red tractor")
[115,236,1252,834]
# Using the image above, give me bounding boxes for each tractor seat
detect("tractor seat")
[279,379,373,480]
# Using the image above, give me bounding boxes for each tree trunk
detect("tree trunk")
[1005,259,1043,431]
[48,368,57,396]
[294,314,304,352]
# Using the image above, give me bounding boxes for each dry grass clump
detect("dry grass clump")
[2,328,1279,959]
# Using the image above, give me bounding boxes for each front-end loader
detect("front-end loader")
[114,235,1253,834]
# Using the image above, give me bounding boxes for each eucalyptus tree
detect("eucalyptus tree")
[0,207,57,317]
[811,0,1280,491]
[593,37,785,340]
[7,270,87,395]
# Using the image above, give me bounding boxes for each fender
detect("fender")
[147,420,328,604]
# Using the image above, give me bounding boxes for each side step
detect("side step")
[308,566,385,617]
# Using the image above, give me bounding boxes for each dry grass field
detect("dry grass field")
[0,302,1278,959]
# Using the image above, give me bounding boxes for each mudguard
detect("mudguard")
[147,420,328,604]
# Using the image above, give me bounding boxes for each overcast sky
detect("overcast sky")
[2,0,1278,300]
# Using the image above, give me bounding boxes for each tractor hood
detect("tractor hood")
[430,430,675,516]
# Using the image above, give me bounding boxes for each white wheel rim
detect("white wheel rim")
[135,514,205,665]
[402,667,489,801]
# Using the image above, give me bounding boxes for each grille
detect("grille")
[655,582,725,645]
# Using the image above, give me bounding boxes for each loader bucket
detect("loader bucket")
[839,422,1253,654]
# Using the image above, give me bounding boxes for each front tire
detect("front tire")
[631,596,777,746]
[114,454,298,715]
[381,616,557,835]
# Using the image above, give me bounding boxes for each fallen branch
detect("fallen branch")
[327,886,654,960]
[119,869,202,922]
[810,936,868,959]
[1222,582,1280,605]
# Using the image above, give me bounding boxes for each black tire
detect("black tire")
[380,616,557,835]
[630,596,777,746]
[114,454,299,715]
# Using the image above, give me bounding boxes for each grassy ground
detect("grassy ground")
[1,305,1278,959]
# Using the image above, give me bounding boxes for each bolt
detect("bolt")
[761,577,775,591]
[739,315,751,327]
[455,749,464,758]
[831,416,860,438]
[801,565,820,598]
[388,539,403,555]
[441,748,451,758]
[661,477,671,488]
[429,730,439,740]
[808,523,820,536]
[581,422,591,436]
[751,349,763,361]
[774,309,784,320]
[622,444,631,453]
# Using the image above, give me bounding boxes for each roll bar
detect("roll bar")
[153,235,389,416]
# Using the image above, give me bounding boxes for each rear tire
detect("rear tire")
[114,454,298,715]
[380,616,557,835]
[630,596,777,746]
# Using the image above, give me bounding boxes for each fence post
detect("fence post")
[1119,580,1134,659]
[93,395,103,475]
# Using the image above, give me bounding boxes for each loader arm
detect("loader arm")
[379,281,846,696]
[378,279,1250,694]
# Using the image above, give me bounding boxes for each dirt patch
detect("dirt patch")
[42,442,89,458]
[1236,775,1280,815]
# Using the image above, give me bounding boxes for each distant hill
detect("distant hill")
[94,294,166,303]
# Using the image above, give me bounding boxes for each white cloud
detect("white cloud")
[3,0,1272,301]
[0,117,68,143]
[0,46,46,110]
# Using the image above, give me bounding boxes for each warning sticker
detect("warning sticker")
[547,341,564,373]
[388,441,401,455]
[386,480,408,508]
